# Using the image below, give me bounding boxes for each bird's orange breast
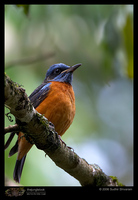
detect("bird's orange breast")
[36,81,75,136]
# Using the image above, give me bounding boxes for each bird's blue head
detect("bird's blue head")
[44,63,81,85]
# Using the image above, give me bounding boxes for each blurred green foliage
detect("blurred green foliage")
[122,14,133,78]
[5,5,133,186]
[16,5,29,16]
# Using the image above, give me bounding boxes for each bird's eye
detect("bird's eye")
[54,68,61,75]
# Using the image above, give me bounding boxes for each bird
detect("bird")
[5,63,81,183]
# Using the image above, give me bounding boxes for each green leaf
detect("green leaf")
[16,5,29,16]
[122,14,133,78]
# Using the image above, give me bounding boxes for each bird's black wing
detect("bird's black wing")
[29,82,51,108]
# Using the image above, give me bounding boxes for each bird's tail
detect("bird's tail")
[4,132,16,150]
[13,156,26,183]
[5,132,26,183]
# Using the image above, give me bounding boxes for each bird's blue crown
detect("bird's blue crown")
[45,63,73,84]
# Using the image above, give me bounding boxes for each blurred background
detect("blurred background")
[5,5,133,186]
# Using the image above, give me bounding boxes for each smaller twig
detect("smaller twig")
[5,124,20,134]
[5,112,14,122]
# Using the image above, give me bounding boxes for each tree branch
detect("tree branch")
[4,73,123,186]
[5,124,20,134]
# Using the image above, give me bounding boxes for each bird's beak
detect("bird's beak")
[62,63,82,73]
